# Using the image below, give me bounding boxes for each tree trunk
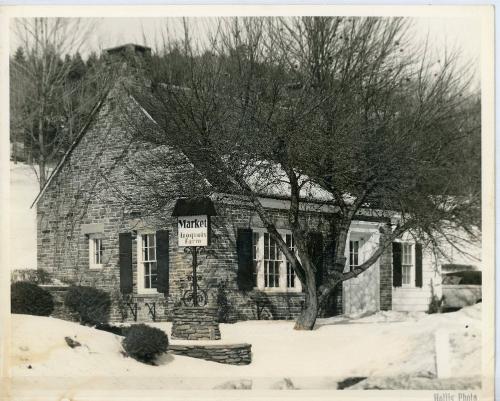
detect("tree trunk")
[38,116,46,190]
[294,268,318,330]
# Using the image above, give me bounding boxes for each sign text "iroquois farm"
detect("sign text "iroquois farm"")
[177,215,208,247]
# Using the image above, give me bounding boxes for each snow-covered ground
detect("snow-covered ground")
[10,162,39,270]
[10,304,481,391]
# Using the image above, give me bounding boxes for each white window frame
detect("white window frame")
[401,242,414,288]
[88,235,103,270]
[252,228,302,293]
[349,239,360,271]
[345,234,365,273]
[137,231,159,295]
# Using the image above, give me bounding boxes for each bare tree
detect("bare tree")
[10,18,108,188]
[129,17,480,330]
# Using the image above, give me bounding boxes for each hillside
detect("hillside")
[10,162,39,270]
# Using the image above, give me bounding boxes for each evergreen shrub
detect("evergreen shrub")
[64,285,111,325]
[11,281,54,316]
[122,324,169,364]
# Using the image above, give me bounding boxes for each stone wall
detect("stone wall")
[35,81,360,323]
[169,343,251,365]
[171,307,221,340]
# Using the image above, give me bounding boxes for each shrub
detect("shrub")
[11,281,54,316]
[35,269,52,284]
[122,324,169,364]
[216,280,231,323]
[64,285,111,325]
[95,323,130,336]
[427,294,445,314]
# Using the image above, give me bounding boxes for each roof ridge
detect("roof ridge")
[30,89,111,208]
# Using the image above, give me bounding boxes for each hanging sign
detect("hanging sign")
[177,215,209,247]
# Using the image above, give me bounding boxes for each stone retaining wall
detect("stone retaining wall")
[171,306,221,340]
[169,343,251,365]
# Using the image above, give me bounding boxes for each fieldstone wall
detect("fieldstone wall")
[171,307,221,340]
[169,343,251,365]
[37,79,398,323]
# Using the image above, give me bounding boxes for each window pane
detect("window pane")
[148,247,156,261]
[150,261,158,274]
[402,265,411,285]
[252,233,259,287]
[349,240,359,270]
[252,233,258,260]
[264,233,269,260]
[150,262,158,288]
[264,233,282,288]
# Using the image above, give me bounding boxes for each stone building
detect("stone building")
[33,44,442,323]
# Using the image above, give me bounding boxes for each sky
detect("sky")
[10,15,482,75]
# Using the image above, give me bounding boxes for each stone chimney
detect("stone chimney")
[104,43,152,59]
[102,43,152,88]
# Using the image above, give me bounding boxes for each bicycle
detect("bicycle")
[181,274,208,307]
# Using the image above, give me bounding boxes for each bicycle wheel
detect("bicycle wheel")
[182,290,194,306]
[196,289,208,306]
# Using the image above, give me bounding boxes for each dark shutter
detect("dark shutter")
[415,243,423,288]
[119,232,133,294]
[236,228,254,291]
[307,232,324,287]
[392,242,402,287]
[156,230,170,295]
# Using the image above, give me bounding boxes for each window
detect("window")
[401,243,413,286]
[139,233,158,292]
[286,234,296,288]
[252,230,301,292]
[89,236,103,269]
[252,232,259,288]
[264,233,280,288]
[349,240,359,271]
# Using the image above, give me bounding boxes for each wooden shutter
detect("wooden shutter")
[307,232,324,287]
[236,228,254,291]
[392,242,402,287]
[415,243,423,288]
[156,230,170,295]
[119,232,133,294]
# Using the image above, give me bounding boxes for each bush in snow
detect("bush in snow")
[216,280,231,323]
[122,324,169,364]
[64,285,111,325]
[11,281,54,316]
[35,268,52,284]
[427,294,445,314]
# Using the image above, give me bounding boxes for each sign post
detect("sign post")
[172,197,217,307]
[177,215,209,306]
